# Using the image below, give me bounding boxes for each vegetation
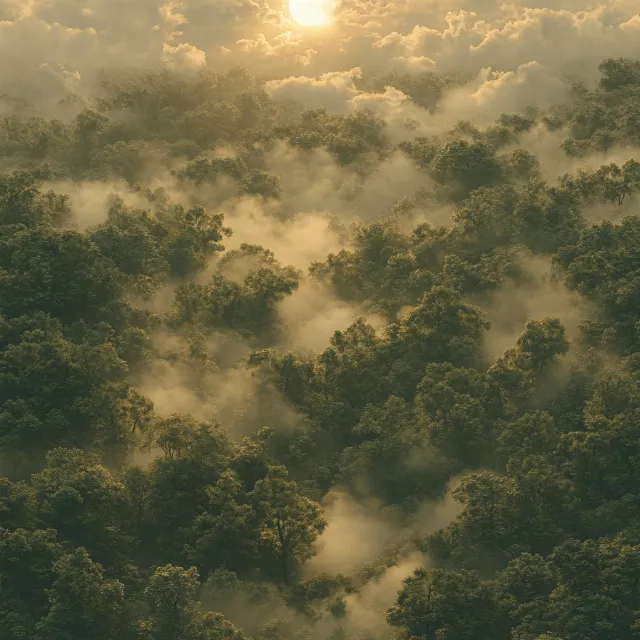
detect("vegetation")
[1,57,640,640]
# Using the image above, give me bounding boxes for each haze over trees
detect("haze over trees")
[1,1,640,639]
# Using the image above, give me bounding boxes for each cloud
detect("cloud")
[42,180,151,231]
[219,195,346,269]
[265,67,363,112]
[307,477,463,579]
[306,490,399,576]
[307,478,463,639]
[482,254,590,360]
[373,6,640,76]
[205,143,428,228]
[264,60,571,140]
[278,280,386,353]
[0,0,267,96]
[0,0,635,105]
[137,352,211,420]
[341,553,425,637]
[162,42,207,70]
[136,331,303,440]
[432,61,571,129]
[236,30,318,65]
[264,68,430,139]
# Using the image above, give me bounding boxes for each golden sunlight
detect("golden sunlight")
[288,0,334,26]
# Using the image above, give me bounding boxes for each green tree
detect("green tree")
[31,448,132,566]
[35,548,133,640]
[387,567,510,640]
[0,227,124,325]
[137,419,234,563]
[183,471,258,577]
[142,564,245,640]
[431,139,503,201]
[0,527,63,640]
[598,58,640,90]
[0,170,71,228]
[554,215,640,352]
[249,465,326,582]
[0,314,130,463]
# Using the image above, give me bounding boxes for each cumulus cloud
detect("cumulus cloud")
[0,0,636,103]
[265,67,363,112]
[430,61,572,129]
[0,0,271,96]
[264,68,430,139]
[264,59,571,138]
[162,42,207,70]
[374,6,640,76]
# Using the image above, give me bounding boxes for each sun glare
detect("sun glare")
[289,0,333,26]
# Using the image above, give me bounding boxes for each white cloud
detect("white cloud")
[265,67,362,111]
[264,58,571,138]
[0,0,635,94]
[162,42,207,70]
[432,61,571,128]
[373,6,640,75]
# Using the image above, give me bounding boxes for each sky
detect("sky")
[1,0,639,105]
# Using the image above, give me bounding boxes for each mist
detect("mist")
[1,1,639,639]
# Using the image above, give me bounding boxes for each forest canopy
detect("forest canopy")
[1,1,640,640]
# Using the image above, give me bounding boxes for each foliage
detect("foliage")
[1,55,640,640]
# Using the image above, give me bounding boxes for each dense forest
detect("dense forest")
[2,1,640,639]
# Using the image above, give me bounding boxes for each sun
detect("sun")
[289,0,333,26]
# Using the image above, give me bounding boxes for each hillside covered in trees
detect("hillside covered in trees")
[2,1,640,639]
